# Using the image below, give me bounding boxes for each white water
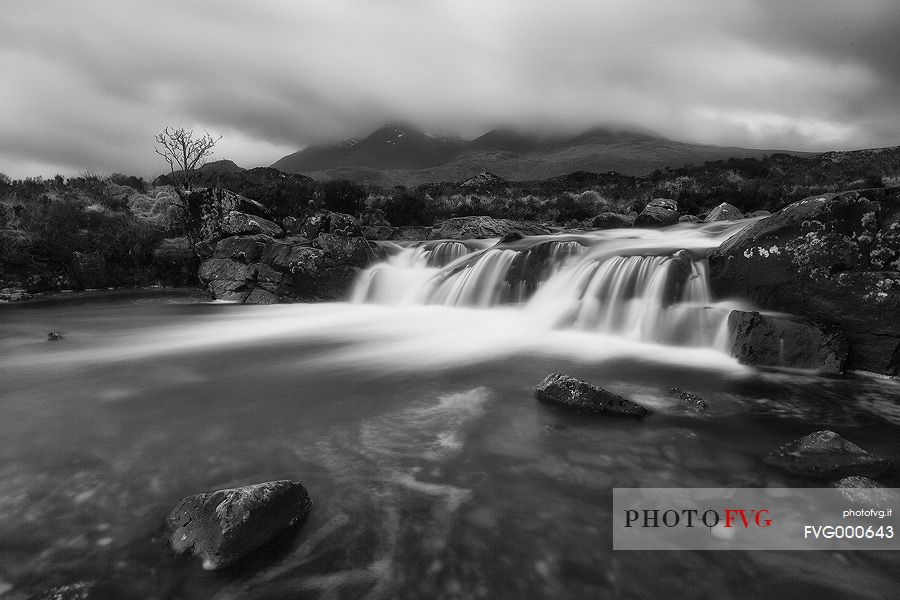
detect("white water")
[353,222,753,348]
[0,221,757,377]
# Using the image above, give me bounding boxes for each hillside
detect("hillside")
[272,123,808,185]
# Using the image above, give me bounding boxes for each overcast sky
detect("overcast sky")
[2,0,899,178]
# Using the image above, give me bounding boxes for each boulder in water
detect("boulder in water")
[765,430,890,478]
[679,215,701,223]
[534,373,650,417]
[592,212,635,229]
[167,480,312,570]
[666,387,707,413]
[747,210,772,218]
[635,198,679,227]
[703,202,744,222]
[47,331,64,341]
[727,310,848,373]
[709,188,900,375]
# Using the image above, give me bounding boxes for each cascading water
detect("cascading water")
[353,222,753,348]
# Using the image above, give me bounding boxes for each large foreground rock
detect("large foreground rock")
[429,216,551,240]
[167,480,312,570]
[727,310,848,372]
[710,188,900,375]
[635,198,678,228]
[535,373,650,417]
[765,431,890,479]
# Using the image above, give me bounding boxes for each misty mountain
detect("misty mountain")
[271,124,808,186]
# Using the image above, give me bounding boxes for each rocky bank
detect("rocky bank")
[710,187,900,375]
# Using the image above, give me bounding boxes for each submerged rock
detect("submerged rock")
[709,187,900,375]
[765,430,890,479]
[47,331,64,341]
[534,373,650,417]
[703,202,744,222]
[666,387,708,413]
[727,310,848,373]
[635,198,678,228]
[167,480,312,570]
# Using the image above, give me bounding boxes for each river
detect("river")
[1,222,899,599]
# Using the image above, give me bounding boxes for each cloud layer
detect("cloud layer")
[2,0,899,178]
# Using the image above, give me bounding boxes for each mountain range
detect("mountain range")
[269,123,809,186]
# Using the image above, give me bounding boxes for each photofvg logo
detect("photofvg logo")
[624,507,772,530]
[613,488,900,551]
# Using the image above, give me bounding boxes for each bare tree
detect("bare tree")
[154,127,221,194]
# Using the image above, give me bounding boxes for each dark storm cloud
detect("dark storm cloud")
[1,0,898,178]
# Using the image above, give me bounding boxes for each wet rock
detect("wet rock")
[167,480,312,570]
[429,216,550,240]
[678,215,701,223]
[635,198,679,228]
[747,210,772,218]
[765,430,890,478]
[703,202,744,222]
[534,373,650,417]
[727,310,848,373]
[592,212,635,229]
[47,331,64,341]
[666,387,707,413]
[709,188,900,375]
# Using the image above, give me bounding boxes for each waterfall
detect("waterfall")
[352,223,752,349]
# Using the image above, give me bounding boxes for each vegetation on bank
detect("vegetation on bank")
[1,144,898,294]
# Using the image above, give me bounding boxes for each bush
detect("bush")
[382,187,435,226]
